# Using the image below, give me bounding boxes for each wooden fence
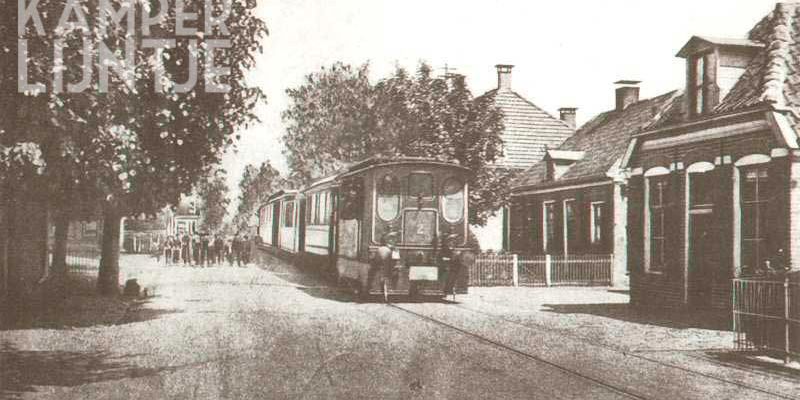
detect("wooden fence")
[732,276,799,364]
[468,253,613,287]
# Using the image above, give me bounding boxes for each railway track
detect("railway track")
[447,303,798,400]
[386,303,649,400]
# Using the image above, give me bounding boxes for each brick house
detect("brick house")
[625,3,800,309]
[473,65,575,250]
[506,81,682,287]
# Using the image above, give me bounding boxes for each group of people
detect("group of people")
[157,232,254,267]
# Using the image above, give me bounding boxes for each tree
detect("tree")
[282,62,511,225]
[233,161,285,232]
[197,169,230,233]
[3,0,268,296]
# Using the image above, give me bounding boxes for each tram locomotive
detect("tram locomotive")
[257,157,473,299]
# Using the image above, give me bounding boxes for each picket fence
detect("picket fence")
[468,253,613,287]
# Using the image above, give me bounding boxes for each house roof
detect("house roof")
[715,3,800,114]
[481,89,575,169]
[514,91,683,191]
[675,36,764,58]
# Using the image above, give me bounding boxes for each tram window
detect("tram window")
[441,178,464,223]
[408,173,434,198]
[377,174,400,221]
[284,202,294,228]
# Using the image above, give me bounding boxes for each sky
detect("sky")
[221,0,782,212]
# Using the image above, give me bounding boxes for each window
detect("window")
[322,192,331,224]
[649,176,669,272]
[590,202,605,245]
[308,192,330,225]
[690,170,715,208]
[283,202,294,228]
[408,173,433,199]
[741,166,769,271]
[441,178,465,223]
[543,201,556,253]
[377,174,400,221]
[563,200,576,255]
[690,54,707,116]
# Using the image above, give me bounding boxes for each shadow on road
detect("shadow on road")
[542,303,730,331]
[701,350,800,381]
[0,341,177,399]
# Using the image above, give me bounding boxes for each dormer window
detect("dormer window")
[677,36,763,119]
[545,150,585,181]
[690,54,708,116]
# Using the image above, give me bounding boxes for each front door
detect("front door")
[689,211,716,308]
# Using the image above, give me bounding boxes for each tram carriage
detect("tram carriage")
[258,157,473,300]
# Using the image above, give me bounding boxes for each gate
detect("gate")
[732,276,799,363]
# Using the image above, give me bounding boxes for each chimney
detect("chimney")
[558,107,577,129]
[496,64,514,91]
[615,80,641,111]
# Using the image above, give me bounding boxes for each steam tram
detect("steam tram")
[257,157,473,299]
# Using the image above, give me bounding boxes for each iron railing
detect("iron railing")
[49,246,101,275]
[732,276,799,364]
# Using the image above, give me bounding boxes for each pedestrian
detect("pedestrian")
[225,237,234,266]
[200,233,210,267]
[213,234,224,265]
[242,234,251,265]
[191,233,200,266]
[153,234,162,263]
[163,236,171,266]
[181,232,191,266]
[173,235,181,264]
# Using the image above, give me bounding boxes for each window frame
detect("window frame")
[739,165,769,272]
[376,173,401,222]
[283,201,295,228]
[441,177,465,224]
[643,167,671,274]
[407,172,434,200]
[590,201,606,246]
[542,200,557,253]
[563,199,576,256]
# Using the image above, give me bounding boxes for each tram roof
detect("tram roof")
[340,157,469,176]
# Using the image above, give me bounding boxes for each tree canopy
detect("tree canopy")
[197,169,230,233]
[233,160,286,232]
[3,0,268,295]
[282,62,512,225]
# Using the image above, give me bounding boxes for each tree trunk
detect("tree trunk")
[0,201,18,327]
[51,206,70,299]
[98,205,121,296]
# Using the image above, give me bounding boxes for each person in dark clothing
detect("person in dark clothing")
[225,237,234,266]
[213,234,224,265]
[242,235,251,265]
[181,233,191,265]
[200,233,210,267]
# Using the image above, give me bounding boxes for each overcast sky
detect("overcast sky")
[221,0,781,210]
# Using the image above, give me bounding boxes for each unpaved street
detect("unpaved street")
[1,253,798,399]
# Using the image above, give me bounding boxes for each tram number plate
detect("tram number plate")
[409,266,438,281]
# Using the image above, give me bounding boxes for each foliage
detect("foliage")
[2,0,268,295]
[282,62,511,225]
[233,160,286,231]
[197,169,230,233]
